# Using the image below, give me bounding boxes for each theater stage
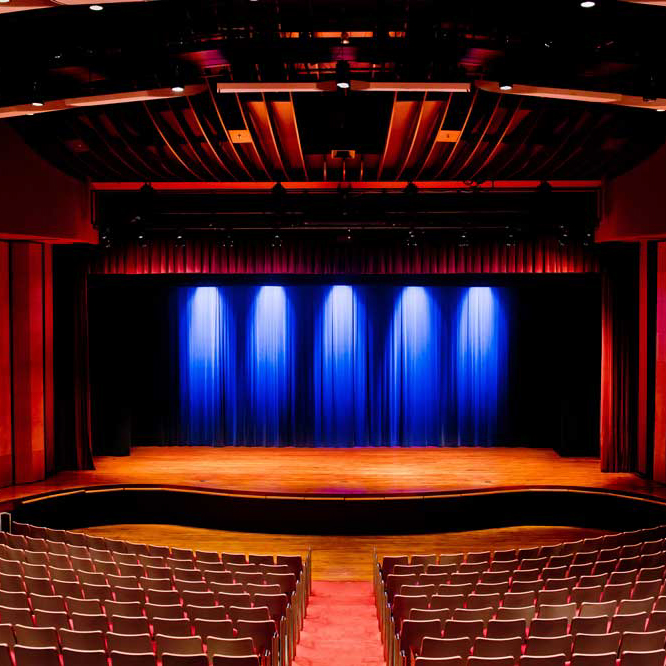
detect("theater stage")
[0,446,662,502]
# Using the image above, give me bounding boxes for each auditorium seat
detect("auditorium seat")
[402,584,435,599]
[71,613,109,633]
[146,603,185,621]
[110,651,157,666]
[105,599,142,617]
[49,568,76,583]
[520,656,567,666]
[33,610,69,630]
[610,611,649,634]
[0,645,11,666]
[153,617,194,637]
[473,636,522,660]
[67,597,102,615]
[174,569,203,582]
[162,655,208,666]
[529,618,569,638]
[619,630,666,654]
[207,636,256,657]
[452,608,495,625]
[30,594,65,613]
[579,601,618,619]
[110,615,151,636]
[430,595,465,612]
[400,618,442,658]
[537,604,577,622]
[62,648,108,666]
[107,632,153,654]
[114,587,146,604]
[186,605,227,621]
[58,628,106,652]
[415,657,464,666]
[14,624,58,648]
[495,606,536,625]
[393,593,429,627]
[217,592,251,608]
[620,650,666,666]
[572,587,603,607]
[572,632,621,655]
[570,616,609,637]
[467,656,514,666]
[411,608,451,624]
[525,635,572,660]
[235,619,276,656]
[570,653,617,666]
[443,619,483,641]
[155,635,204,659]
[146,590,180,606]
[192,618,233,641]
[211,657,260,666]
[486,618,527,640]
[14,645,60,666]
[246,584,281,599]
[0,607,32,626]
[421,636,471,660]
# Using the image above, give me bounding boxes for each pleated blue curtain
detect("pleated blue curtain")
[177,284,508,447]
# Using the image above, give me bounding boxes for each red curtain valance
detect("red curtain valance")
[91,238,599,276]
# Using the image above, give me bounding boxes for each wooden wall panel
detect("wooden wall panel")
[653,242,666,483]
[43,245,54,476]
[0,242,12,487]
[11,243,45,485]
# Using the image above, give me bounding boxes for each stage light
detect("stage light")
[336,60,350,90]
[89,4,104,10]
[458,231,470,248]
[346,228,352,241]
[30,82,44,107]
[499,82,513,91]
[580,1,595,7]
[340,31,350,45]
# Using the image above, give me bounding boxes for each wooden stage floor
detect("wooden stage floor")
[0,446,662,502]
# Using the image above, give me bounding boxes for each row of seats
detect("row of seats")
[1,522,311,666]
[382,551,666,582]
[0,624,262,665]
[402,627,666,665]
[375,526,666,666]
[384,566,666,604]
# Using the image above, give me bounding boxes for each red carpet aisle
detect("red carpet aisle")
[293,582,385,666]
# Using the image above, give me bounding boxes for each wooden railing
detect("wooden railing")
[277,547,312,666]
[373,548,402,666]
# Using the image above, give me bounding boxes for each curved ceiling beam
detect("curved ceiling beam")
[477,81,666,112]
[0,85,205,119]
[0,0,155,14]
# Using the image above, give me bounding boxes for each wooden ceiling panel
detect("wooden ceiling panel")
[10,89,666,183]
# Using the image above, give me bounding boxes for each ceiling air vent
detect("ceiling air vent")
[330,149,356,159]
[436,130,461,142]
[229,130,252,144]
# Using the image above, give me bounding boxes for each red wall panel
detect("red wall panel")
[11,243,45,485]
[654,242,666,483]
[43,246,54,476]
[0,243,12,487]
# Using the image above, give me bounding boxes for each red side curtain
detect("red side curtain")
[54,249,94,471]
[600,245,639,472]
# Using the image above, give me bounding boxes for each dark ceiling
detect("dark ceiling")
[2,0,665,240]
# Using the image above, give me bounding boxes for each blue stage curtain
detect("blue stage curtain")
[176,284,508,446]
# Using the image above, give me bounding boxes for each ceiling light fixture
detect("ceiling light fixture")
[580,1,595,7]
[171,85,185,94]
[89,4,104,10]
[499,82,513,91]
[341,31,350,45]
[336,60,350,90]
